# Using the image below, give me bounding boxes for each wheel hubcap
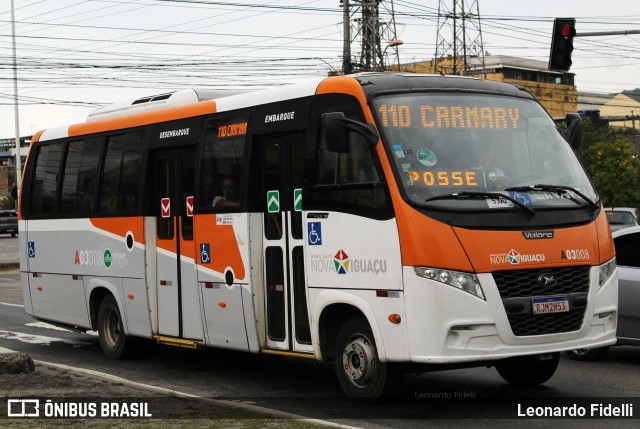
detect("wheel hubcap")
[342,336,376,388]
[104,309,120,348]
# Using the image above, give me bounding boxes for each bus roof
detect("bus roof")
[36,73,534,142]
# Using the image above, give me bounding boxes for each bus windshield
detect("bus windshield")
[373,93,598,210]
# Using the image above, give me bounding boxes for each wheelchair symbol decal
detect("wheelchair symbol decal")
[307,222,322,246]
[200,243,211,264]
[28,241,35,258]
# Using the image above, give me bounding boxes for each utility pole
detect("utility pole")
[10,0,22,205]
[342,0,352,74]
[340,0,401,73]
[434,0,486,77]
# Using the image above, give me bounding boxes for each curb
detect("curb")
[35,360,358,428]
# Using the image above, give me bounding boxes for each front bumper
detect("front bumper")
[401,266,617,364]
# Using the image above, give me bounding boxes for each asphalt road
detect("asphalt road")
[1,240,639,427]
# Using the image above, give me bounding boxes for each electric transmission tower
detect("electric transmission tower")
[434,0,486,76]
[340,0,401,74]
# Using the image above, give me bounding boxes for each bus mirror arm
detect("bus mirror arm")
[564,112,582,150]
[322,113,379,153]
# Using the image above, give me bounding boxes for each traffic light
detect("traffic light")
[548,18,576,71]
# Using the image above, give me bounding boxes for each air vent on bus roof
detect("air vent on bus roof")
[131,92,174,105]
[86,88,246,123]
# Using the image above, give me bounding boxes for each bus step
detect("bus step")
[153,336,204,349]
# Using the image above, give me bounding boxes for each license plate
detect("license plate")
[532,296,570,315]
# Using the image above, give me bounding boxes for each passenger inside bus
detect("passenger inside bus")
[212,177,240,208]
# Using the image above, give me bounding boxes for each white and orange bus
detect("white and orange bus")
[18,73,617,400]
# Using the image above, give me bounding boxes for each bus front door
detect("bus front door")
[259,133,312,354]
[152,148,202,340]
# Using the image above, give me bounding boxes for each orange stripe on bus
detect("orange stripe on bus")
[316,76,465,270]
[89,217,145,245]
[180,234,197,262]
[69,101,217,137]
[194,215,245,281]
[595,209,615,262]
[18,131,44,221]
[316,76,376,124]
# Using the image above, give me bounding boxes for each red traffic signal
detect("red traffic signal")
[560,24,574,38]
[549,18,576,72]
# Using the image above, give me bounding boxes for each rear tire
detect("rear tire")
[334,318,393,402]
[566,347,609,362]
[495,352,559,386]
[98,295,138,359]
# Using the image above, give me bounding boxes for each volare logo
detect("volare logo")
[522,231,555,240]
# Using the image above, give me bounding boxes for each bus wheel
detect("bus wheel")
[98,295,135,359]
[495,352,559,386]
[334,318,389,401]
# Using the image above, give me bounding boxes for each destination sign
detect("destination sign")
[378,104,521,130]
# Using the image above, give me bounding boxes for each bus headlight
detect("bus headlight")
[599,257,616,287]
[414,266,485,300]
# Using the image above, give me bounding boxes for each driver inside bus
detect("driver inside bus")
[473,145,506,190]
[212,177,240,208]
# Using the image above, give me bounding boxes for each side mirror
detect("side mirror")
[11,185,18,200]
[322,112,350,153]
[322,112,379,153]
[565,112,582,150]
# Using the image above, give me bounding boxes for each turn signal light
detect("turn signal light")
[388,314,401,324]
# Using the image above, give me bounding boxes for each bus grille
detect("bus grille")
[504,311,585,336]
[492,266,591,336]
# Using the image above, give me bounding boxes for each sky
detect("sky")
[1,0,640,137]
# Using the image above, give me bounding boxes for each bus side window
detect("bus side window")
[29,142,64,216]
[98,132,144,215]
[59,137,102,215]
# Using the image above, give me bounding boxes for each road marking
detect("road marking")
[25,322,98,336]
[0,346,16,354]
[0,301,24,307]
[0,330,91,346]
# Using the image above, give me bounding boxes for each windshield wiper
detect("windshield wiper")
[504,184,598,209]
[425,191,536,216]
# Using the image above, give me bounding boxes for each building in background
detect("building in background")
[600,93,640,130]
[577,92,615,112]
[0,136,30,197]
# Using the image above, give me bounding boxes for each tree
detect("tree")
[576,119,640,210]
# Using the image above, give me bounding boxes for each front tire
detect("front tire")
[98,295,137,359]
[495,352,559,386]
[334,318,391,401]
